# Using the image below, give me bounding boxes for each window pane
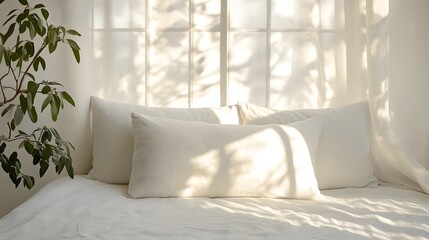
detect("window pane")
[192,32,221,107]
[270,32,320,109]
[320,0,345,29]
[272,0,319,29]
[230,0,266,29]
[149,32,189,107]
[229,32,266,106]
[93,32,146,104]
[194,0,221,30]
[152,0,189,28]
[94,0,145,29]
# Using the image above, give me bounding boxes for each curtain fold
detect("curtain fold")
[366,0,429,193]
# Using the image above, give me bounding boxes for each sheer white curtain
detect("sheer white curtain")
[64,0,429,191]
[366,0,429,192]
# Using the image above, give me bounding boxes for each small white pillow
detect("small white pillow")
[237,101,377,190]
[90,96,240,184]
[129,113,322,199]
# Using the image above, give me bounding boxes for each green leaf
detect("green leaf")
[61,92,75,107]
[27,81,38,95]
[41,9,49,20]
[42,146,53,160]
[16,13,26,23]
[29,15,42,36]
[50,128,61,139]
[41,85,51,94]
[24,141,34,154]
[0,45,4,63]
[50,98,59,121]
[53,93,63,109]
[48,41,57,53]
[0,143,6,153]
[23,175,34,189]
[41,130,52,142]
[9,152,17,165]
[34,4,45,9]
[3,23,16,43]
[32,151,41,165]
[56,156,66,174]
[66,162,74,178]
[25,72,35,81]
[39,160,49,177]
[28,23,36,39]
[11,119,16,130]
[66,29,81,36]
[0,154,6,165]
[33,57,39,71]
[14,107,24,126]
[26,92,33,111]
[1,104,15,117]
[19,94,27,114]
[19,21,28,33]
[2,14,16,27]
[47,81,64,86]
[7,9,19,17]
[14,177,21,188]
[24,41,34,57]
[41,94,52,112]
[71,48,80,63]
[2,161,11,173]
[39,57,46,70]
[66,39,80,50]
[18,0,28,5]
[29,107,37,123]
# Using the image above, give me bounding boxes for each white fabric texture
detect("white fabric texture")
[90,96,240,184]
[1,176,429,240]
[238,101,377,190]
[129,113,322,199]
[366,1,429,194]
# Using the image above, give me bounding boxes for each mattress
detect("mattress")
[1,176,428,240]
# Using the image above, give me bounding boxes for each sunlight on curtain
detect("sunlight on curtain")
[367,0,429,193]
[91,0,429,192]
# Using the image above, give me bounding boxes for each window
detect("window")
[93,0,347,108]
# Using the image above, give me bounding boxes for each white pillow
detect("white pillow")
[237,101,377,190]
[237,102,324,125]
[129,113,322,199]
[90,96,240,184]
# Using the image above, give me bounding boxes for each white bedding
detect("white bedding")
[1,176,429,240]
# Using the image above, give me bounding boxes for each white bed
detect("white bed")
[1,176,428,240]
[3,99,429,240]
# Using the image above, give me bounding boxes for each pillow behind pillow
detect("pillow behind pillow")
[129,113,322,199]
[237,101,377,190]
[90,96,240,184]
[237,102,324,125]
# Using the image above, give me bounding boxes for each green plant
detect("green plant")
[0,0,80,189]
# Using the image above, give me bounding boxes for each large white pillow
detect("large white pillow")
[129,113,322,199]
[237,101,377,190]
[90,96,240,184]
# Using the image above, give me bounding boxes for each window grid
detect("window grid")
[93,0,346,107]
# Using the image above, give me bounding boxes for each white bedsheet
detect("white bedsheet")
[1,176,428,240]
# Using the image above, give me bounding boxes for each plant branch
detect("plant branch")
[18,42,47,90]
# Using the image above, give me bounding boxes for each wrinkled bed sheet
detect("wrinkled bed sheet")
[1,176,428,240]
